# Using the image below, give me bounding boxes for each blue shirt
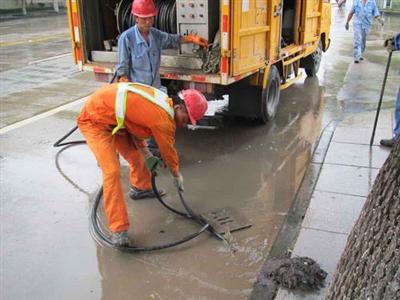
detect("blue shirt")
[351,0,380,29]
[116,25,181,88]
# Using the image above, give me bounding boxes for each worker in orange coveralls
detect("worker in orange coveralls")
[77,82,208,246]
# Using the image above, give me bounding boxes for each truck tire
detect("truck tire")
[303,42,322,77]
[260,65,281,123]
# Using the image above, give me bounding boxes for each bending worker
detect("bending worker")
[77,82,208,246]
[117,0,208,87]
[345,0,383,63]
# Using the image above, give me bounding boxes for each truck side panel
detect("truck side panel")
[231,0,269,76]
[267,0,282,62]
[301,0,321,44]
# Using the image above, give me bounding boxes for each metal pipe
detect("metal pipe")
[370,51,393,146]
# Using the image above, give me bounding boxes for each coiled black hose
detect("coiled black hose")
[90,187,210,251]
[116,0,133,34]
[116,0,177,34]
[53,127,215,251]
[154,0,176,34]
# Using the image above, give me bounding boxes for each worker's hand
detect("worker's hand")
[384,35,396,52]
[184,34,209,48]
[118,76,129,83]
[173,172,184,191]
[144,153,161,172]
[345,22,349,31]
[378,18,384,27]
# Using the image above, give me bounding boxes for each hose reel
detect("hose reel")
[116,0,177,34]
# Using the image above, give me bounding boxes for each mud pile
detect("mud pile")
[269,256,327,290]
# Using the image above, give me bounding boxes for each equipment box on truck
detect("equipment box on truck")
[67,0,331,122]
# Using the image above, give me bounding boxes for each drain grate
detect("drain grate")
[200,207,252,235]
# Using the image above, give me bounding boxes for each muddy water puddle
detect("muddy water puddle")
[1,80,324,300]
[90,79,325,299]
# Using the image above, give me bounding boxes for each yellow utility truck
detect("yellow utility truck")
[67,0,331,123]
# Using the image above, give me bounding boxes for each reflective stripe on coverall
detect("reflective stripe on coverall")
[77,83,178,232]
[113,82,174,135]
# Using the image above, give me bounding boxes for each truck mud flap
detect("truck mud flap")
[219,81,263,119]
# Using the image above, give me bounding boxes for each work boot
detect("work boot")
[129,186,166,200]
[380,136,398,147]
[110,231,130,247]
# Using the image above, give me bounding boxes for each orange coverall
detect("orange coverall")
[77,83,179,232]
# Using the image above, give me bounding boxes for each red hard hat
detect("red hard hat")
[180,89,208,126]
[131,0,157,18]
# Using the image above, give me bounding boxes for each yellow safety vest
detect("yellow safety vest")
[112,82,175,135]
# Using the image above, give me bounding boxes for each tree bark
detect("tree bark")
[326,139,400,299]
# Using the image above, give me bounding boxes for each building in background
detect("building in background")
[377,0,400,13]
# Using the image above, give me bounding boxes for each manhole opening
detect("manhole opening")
[200,206,252,235]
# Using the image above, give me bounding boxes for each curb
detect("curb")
[249,121,338,300]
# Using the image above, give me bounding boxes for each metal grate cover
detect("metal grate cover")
[200,206,252,235]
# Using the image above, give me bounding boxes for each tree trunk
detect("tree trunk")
[326,139,400,299]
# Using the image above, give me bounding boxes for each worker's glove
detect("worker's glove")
[173,172,184,191]
[345,22,349,31]
[184,34,209,48]
[378,18,384,26]
[384,35,396,52]
[144,153,161,172]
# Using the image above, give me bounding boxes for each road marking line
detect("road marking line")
[0,33,68,47]
[28,53,71,65]
[0,96,88,135]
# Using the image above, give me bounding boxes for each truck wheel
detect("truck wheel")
[304,42,322,77]
[260,65,280,123]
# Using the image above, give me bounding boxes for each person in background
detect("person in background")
[345,0,384,63]
[380,88,400,147]
[336,0,346,9]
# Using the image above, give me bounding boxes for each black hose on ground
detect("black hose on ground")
[53,122,222,252]
[90,182,210,252]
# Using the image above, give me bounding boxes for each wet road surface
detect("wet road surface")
[1,79,324,299]
[0,14,103,128]
[1,4,400,300]
[0,15,70,71]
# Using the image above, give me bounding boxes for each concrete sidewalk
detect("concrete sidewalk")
[275,109,394,299]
